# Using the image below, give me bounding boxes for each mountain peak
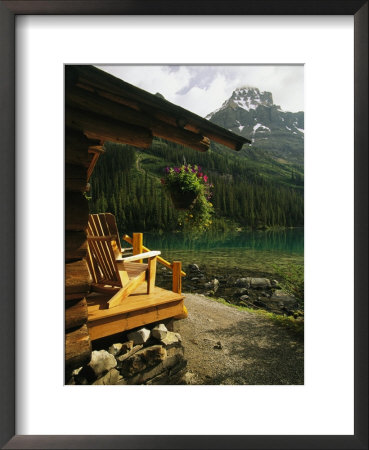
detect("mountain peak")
[234,86,259,94]
[231,87,274,109]
[206,87,274,119]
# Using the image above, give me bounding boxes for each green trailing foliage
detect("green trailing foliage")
[180,193,214,231]
[161,164,214,231]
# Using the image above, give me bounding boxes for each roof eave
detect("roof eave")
[66,65,251,152]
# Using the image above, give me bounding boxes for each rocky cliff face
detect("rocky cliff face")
[206,87,304,165]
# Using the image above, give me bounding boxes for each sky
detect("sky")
[95,65,304,117]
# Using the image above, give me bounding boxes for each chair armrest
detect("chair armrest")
[117,250,161,263]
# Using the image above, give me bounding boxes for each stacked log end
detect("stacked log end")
[65,127,98,378]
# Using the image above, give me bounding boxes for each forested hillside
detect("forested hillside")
[88,139,304,233]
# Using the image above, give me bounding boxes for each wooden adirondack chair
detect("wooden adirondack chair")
[86,214,160,309]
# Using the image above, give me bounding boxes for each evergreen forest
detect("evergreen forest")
[88,140,304,234]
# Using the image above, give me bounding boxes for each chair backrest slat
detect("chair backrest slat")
[104,213,123,258]
[88,236,121,286]
[86,243,98,284]
[97,216,114,277]
[88,214,116,279]
[87,214,122,287]
[88,213,123,260]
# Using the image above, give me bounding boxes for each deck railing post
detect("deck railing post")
[172,261,182,294]
[132,233,143,263]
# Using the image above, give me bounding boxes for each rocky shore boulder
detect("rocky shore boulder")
[155,263,302,317]
[204,278,219,293]
[234,278,250,287]
[249,278,271,289]
[268,290,296,313]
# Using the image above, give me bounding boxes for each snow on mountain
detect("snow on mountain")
[205,86,304,165]
[253,123,271,133]
[206,87,274,118]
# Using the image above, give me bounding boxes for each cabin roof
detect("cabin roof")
[65,65,251,152]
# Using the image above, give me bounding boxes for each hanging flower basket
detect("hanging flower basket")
[169,189,199,210]
[161,164,213,214]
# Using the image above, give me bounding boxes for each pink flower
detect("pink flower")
[203,175,208,183]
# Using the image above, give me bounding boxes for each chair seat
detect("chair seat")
[117,261,148,276]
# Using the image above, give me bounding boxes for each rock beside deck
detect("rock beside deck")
[67,324,187,385]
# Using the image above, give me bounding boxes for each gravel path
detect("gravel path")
[174,293,304,385]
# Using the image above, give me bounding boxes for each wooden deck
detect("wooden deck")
[87,282,186,341]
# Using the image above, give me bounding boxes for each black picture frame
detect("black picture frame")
[0,1,367,449]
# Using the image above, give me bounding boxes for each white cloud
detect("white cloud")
[172,74,231,117]
[95,64,304,116]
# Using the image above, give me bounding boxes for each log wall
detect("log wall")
[64,102,156,376]
[65,126,98,377]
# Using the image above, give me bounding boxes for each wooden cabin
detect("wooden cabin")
[65,65,251,375]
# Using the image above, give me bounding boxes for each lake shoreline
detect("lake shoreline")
[157,262,304,318]
[146,228,304,316]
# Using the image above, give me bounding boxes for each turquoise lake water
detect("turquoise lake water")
[139,228,304,275]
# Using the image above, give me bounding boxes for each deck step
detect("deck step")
[87,283,185,341]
